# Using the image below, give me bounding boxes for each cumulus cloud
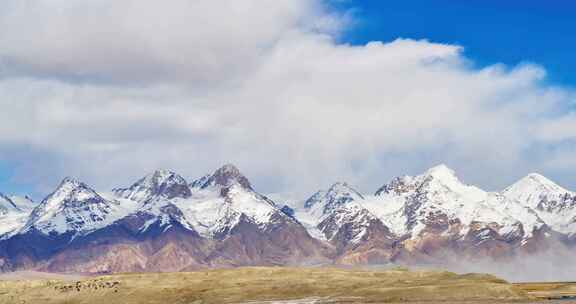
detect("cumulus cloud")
[0,0,341,84]
[0,0,575,197]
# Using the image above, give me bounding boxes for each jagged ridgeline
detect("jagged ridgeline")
[0,164,575,273]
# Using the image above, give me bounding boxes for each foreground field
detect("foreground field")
[0,267,536,304]
[515,282,576,301]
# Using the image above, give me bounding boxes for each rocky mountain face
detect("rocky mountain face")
[0,164,574,273]
[299,165,573,265]
[300,183,398,264]
[0,165,330,273]
[114,169,193,202]
[369,165,551,261]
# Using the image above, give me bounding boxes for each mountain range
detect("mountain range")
[0,164,574,273]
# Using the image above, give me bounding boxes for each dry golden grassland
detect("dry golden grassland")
[0,267,540,304]
[514,281,576,301]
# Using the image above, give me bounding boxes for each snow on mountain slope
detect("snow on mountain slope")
[21,177,138,236]
[291,210,326,241]
[111,170,198,233]
[189,174,210,190]
[0,193,20,215]
[113,170,192,203]
[174,165,287,238]
[2,163,576,271]
[299,182,381,243]
[503,174,576,235]
[8,195,36,212]
[378,164,487,204]
[0,212,29,237]
[317,201,381,244]
[174,184,279,238]
[503,173,571,207]
[369,165,545,239]
[0,193,31,237]
[304,182,364,220]
[198,164,254,191]
[112,165,291,238]
[360,195,407,236]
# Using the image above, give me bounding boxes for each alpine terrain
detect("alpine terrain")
[0,164,574,273]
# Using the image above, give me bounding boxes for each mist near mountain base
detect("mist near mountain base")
[407,244,576,282]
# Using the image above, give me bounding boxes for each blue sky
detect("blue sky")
[0,163,14,193]
[0,0,575,199]
[336,0,576,86]
[0,160,29,196]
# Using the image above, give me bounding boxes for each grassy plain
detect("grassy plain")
[0,267,540,304]
[514,281,576,301]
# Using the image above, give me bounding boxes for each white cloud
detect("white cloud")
[0,0,340,84]
[0,0,575,197]
[536,113,576,142]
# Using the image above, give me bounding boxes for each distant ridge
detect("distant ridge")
[0,163,574,273]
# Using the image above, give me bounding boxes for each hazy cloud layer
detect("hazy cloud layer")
[0,0,575,196]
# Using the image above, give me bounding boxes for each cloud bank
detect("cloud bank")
[0,0,575,196]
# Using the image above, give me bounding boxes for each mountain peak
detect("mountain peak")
[425,164,457,181]
[419,164,475,193]
[505,173,568,196]
[305,182,364,215]
[502,173,575,216]
[376,164,483,200]
[328,181,350,190]
[203,164,252,190]
[375,176,414,196]
[60,176,83,187]
[217,164,242,175]
[151,168,175,177]
[54,177,95,196]
[28,177,101,219]
[48,177,99,202]
[114,170,191,202]
[25,178,118,235]
[144,169,185,184]
[525,173,560,187]
[326,182,364,199]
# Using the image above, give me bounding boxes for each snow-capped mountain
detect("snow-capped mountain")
[173,164,298,238]
[113,170,192,203]
[198,164,254,191]
[369,165,545,241]
[21,177,134,237]
[0,163,575,273]
[304,182,364,219]
[294,165,558,262]
[110,165,294,238]
[503,173,576,237]
[364,165,553,260]
[110,164,328,268]
[111,170,196,234]
[0,164,329,273]
[300,182,369,240]
[298,182,398,264]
